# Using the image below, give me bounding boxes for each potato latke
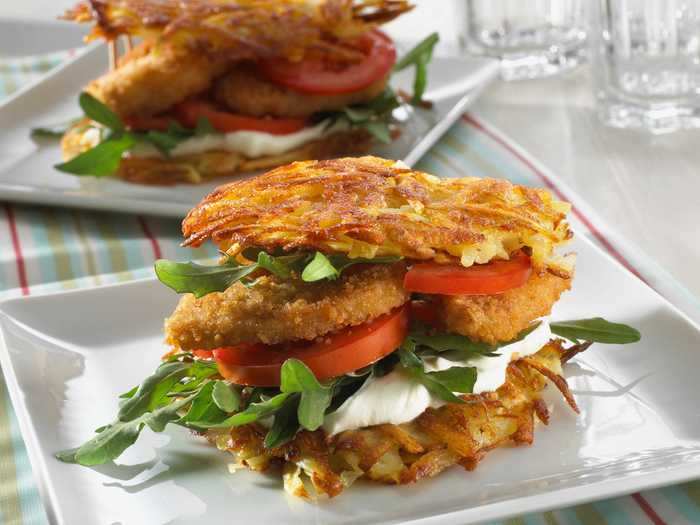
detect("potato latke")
[182,156,573,274]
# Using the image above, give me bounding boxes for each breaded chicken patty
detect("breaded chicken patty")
[165,263,409,350]
[214,64,389,118]
[438,271,572,344]
[87,42,230,118]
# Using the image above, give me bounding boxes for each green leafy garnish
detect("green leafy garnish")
[394,32,440,104]
[550,318,641,344]
[211,381,241,413]
[156,251,402,297]
[191,392,293,429]
[54,133,136,176]
[280,359,333,431]
[154,258,259,298]
[50,92,218,177]
[398,340,467,404]
[264,396,301,449]
[301,252,402,282]
[59,392,196,466]
[426,367,477,394]
[79,91,123,131]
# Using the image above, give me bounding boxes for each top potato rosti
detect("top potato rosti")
[182,156,573,275]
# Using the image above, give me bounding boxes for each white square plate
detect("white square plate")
[2,233,700,525]
[0,37,499,218]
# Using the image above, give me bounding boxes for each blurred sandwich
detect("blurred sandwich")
[54,0,441,184]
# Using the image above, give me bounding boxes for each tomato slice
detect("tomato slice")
[258,29,396,95]
[192,349,214,360]
[404,252,533,296]
[174,100,308,135]
[212,306,408,386]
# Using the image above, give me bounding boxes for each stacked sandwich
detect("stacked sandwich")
[55,0,439,184]
[58,156,640,498]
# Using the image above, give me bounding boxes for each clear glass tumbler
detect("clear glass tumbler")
[592,0,700,133]
[464,0,587,80]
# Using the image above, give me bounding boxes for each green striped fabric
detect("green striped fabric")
[1,51,699,525]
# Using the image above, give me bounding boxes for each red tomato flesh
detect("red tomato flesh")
[211,306,408,386]
[174,100,307,135]
[258,30,397,95]
[404,252,532,296]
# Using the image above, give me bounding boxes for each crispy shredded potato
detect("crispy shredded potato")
[63,0,412,60]
[182,156,573,273]
[205,341,577,499]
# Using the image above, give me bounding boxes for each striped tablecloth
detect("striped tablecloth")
[2,52,699,525]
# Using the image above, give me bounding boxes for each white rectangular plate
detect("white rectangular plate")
[2,234,700,525]
[0,34,499,218]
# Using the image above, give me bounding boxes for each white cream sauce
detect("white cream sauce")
[129,119,348,159]
[323,320,552,436]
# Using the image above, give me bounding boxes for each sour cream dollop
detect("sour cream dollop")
[129,119,348,159]
[323,320,552,436]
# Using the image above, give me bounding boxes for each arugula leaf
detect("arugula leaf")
[363,121,392,143]
[397,341,464,404]
[264,396,301,449]
[410,331,499,358]
[58,392,197,466]
[280,359,333,431]
[178,382,227,425]
[301,252,402,282]
[54,133,135,176]
[195,116,216,136]
[145,392,198,432]
[550,318,641,344]
[189,392,293,429]
[118,385,138,400]
[56,419,143,466]
[256,251,307,279]
[426,367,476,393]
[154,259,258,298]
[394,33,440,104]
[212,381,241,413]
[118,361,190,421]
[301,252,339,281]
[144,129,182,156]
[79,92,123,131]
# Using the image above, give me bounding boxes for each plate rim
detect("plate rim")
[2,231,700,525]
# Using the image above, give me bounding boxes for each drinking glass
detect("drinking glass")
[592,0,700,133]
[464,0,587,80]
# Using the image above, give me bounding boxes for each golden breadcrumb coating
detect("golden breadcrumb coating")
[86,42,230,118]
[182,156,573,275]
[64,0,412,58]
[205,341,577,499]
[214,64,389,118]
[438,271,573,344]
[164,263,409,350]
[61,121,371,185]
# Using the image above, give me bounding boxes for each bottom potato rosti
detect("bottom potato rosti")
[165,263,409,350]
[204,341,576,499]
